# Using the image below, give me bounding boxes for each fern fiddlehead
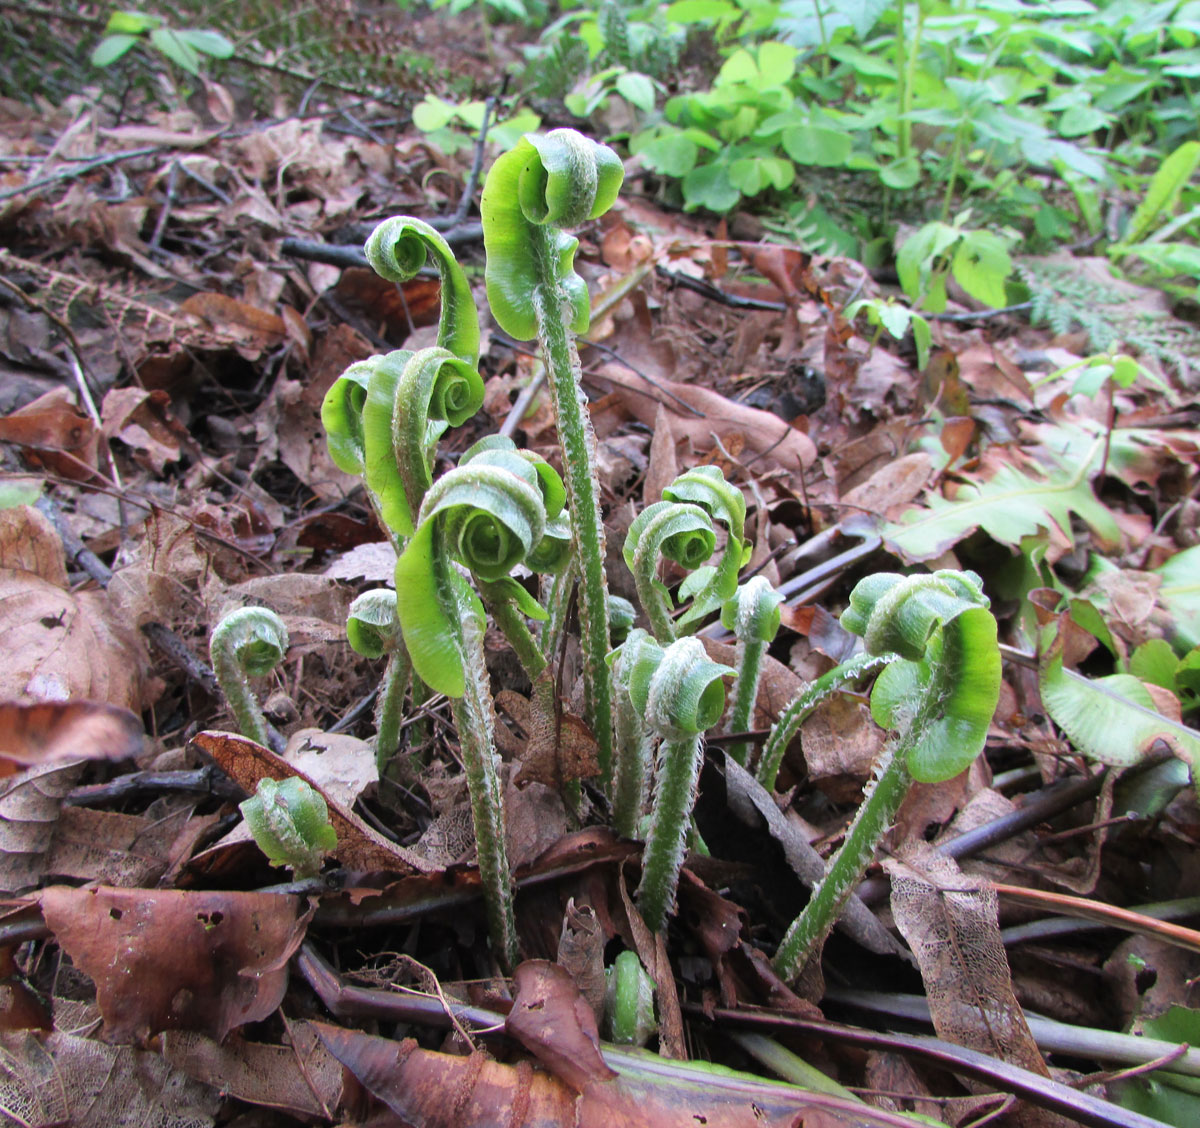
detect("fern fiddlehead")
[482,128,624,787]
[209,607,289,750]
[771,570,1001,981]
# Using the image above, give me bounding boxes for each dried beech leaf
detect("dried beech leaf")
[0,505,66,587]
[885,846,1070,1128]
[593,363,817,471]
[0,701,143,770]
[557,899,607,1024]
[0,1028,219,1128]
[41,885,312,1042]
[506,960,617,1092]
[100,386,192,474]
[0,569,145,708]
[44,804,193,887]
[191,731,436,874]
[0,761,85,893]
[161,1021,343,1119]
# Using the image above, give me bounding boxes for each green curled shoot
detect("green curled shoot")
[481,128,624,785]
[482,130,624,341]
[347,590,409,770]
[360,347,485,537]
[634,637,735,932]
[772,569,1001,982]
[624,501,717,642]
[209,606,289,750]
[240,776,337,879]
[394,460,547,698]
[662,466,750,628]
[364,216,480,365]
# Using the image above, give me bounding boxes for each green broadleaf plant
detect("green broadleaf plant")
[91,9,233,76]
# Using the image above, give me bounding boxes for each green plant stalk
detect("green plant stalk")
[757,653,895,790]
[449,575,518,970]
[612,686,653,840]
[772,571,1000,981]
[488,594,548,682]
[637,732,703,933]
[373,648,411,772]
[772,746,910,980]
[894,0,909,159]
[531,260,615,784]
[486,589,583,816]
[727,638,765,767]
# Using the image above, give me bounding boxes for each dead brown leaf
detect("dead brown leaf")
[0,760,85,893]
[162,1020,343,1119]
[0,569,145,708]
[0,1029,220,1128]
[0,386,101,481]
[886,846,1069,1128]
[41,884,312,1042]
[0,700,142,771]
[44,803,193,887]
[0,504,66,587]
[506,959,618,1092]
[592,362,817,472]
[100,386,192,474]
[315,1019,894,1127]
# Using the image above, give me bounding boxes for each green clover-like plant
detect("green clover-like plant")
[209,607,289,750]
[482,129,624,786]
[771,570,1001,982]
[240,776,337,880]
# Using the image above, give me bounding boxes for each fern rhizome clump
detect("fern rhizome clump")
[307,128,1003,987]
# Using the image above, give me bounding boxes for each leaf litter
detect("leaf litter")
[0,7,1197,1127]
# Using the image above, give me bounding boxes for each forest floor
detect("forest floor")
[1,4,1199,1127]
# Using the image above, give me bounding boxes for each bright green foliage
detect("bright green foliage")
[843,570,1000,782]
[209,607,289,750]
[482,128,623,785]
[394,452,553,697]
[1156,546,1200,652]
[347,590,410,769]
[896,213,1016,312]
[1040,636,1200,793]
[844,298,932,370]
[881,431,1120,564]
[239,776,337,880]
[1112,1005,1200,1127]
[482,130,624,340]
[365,218,481,366]
[91,10,233,75]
